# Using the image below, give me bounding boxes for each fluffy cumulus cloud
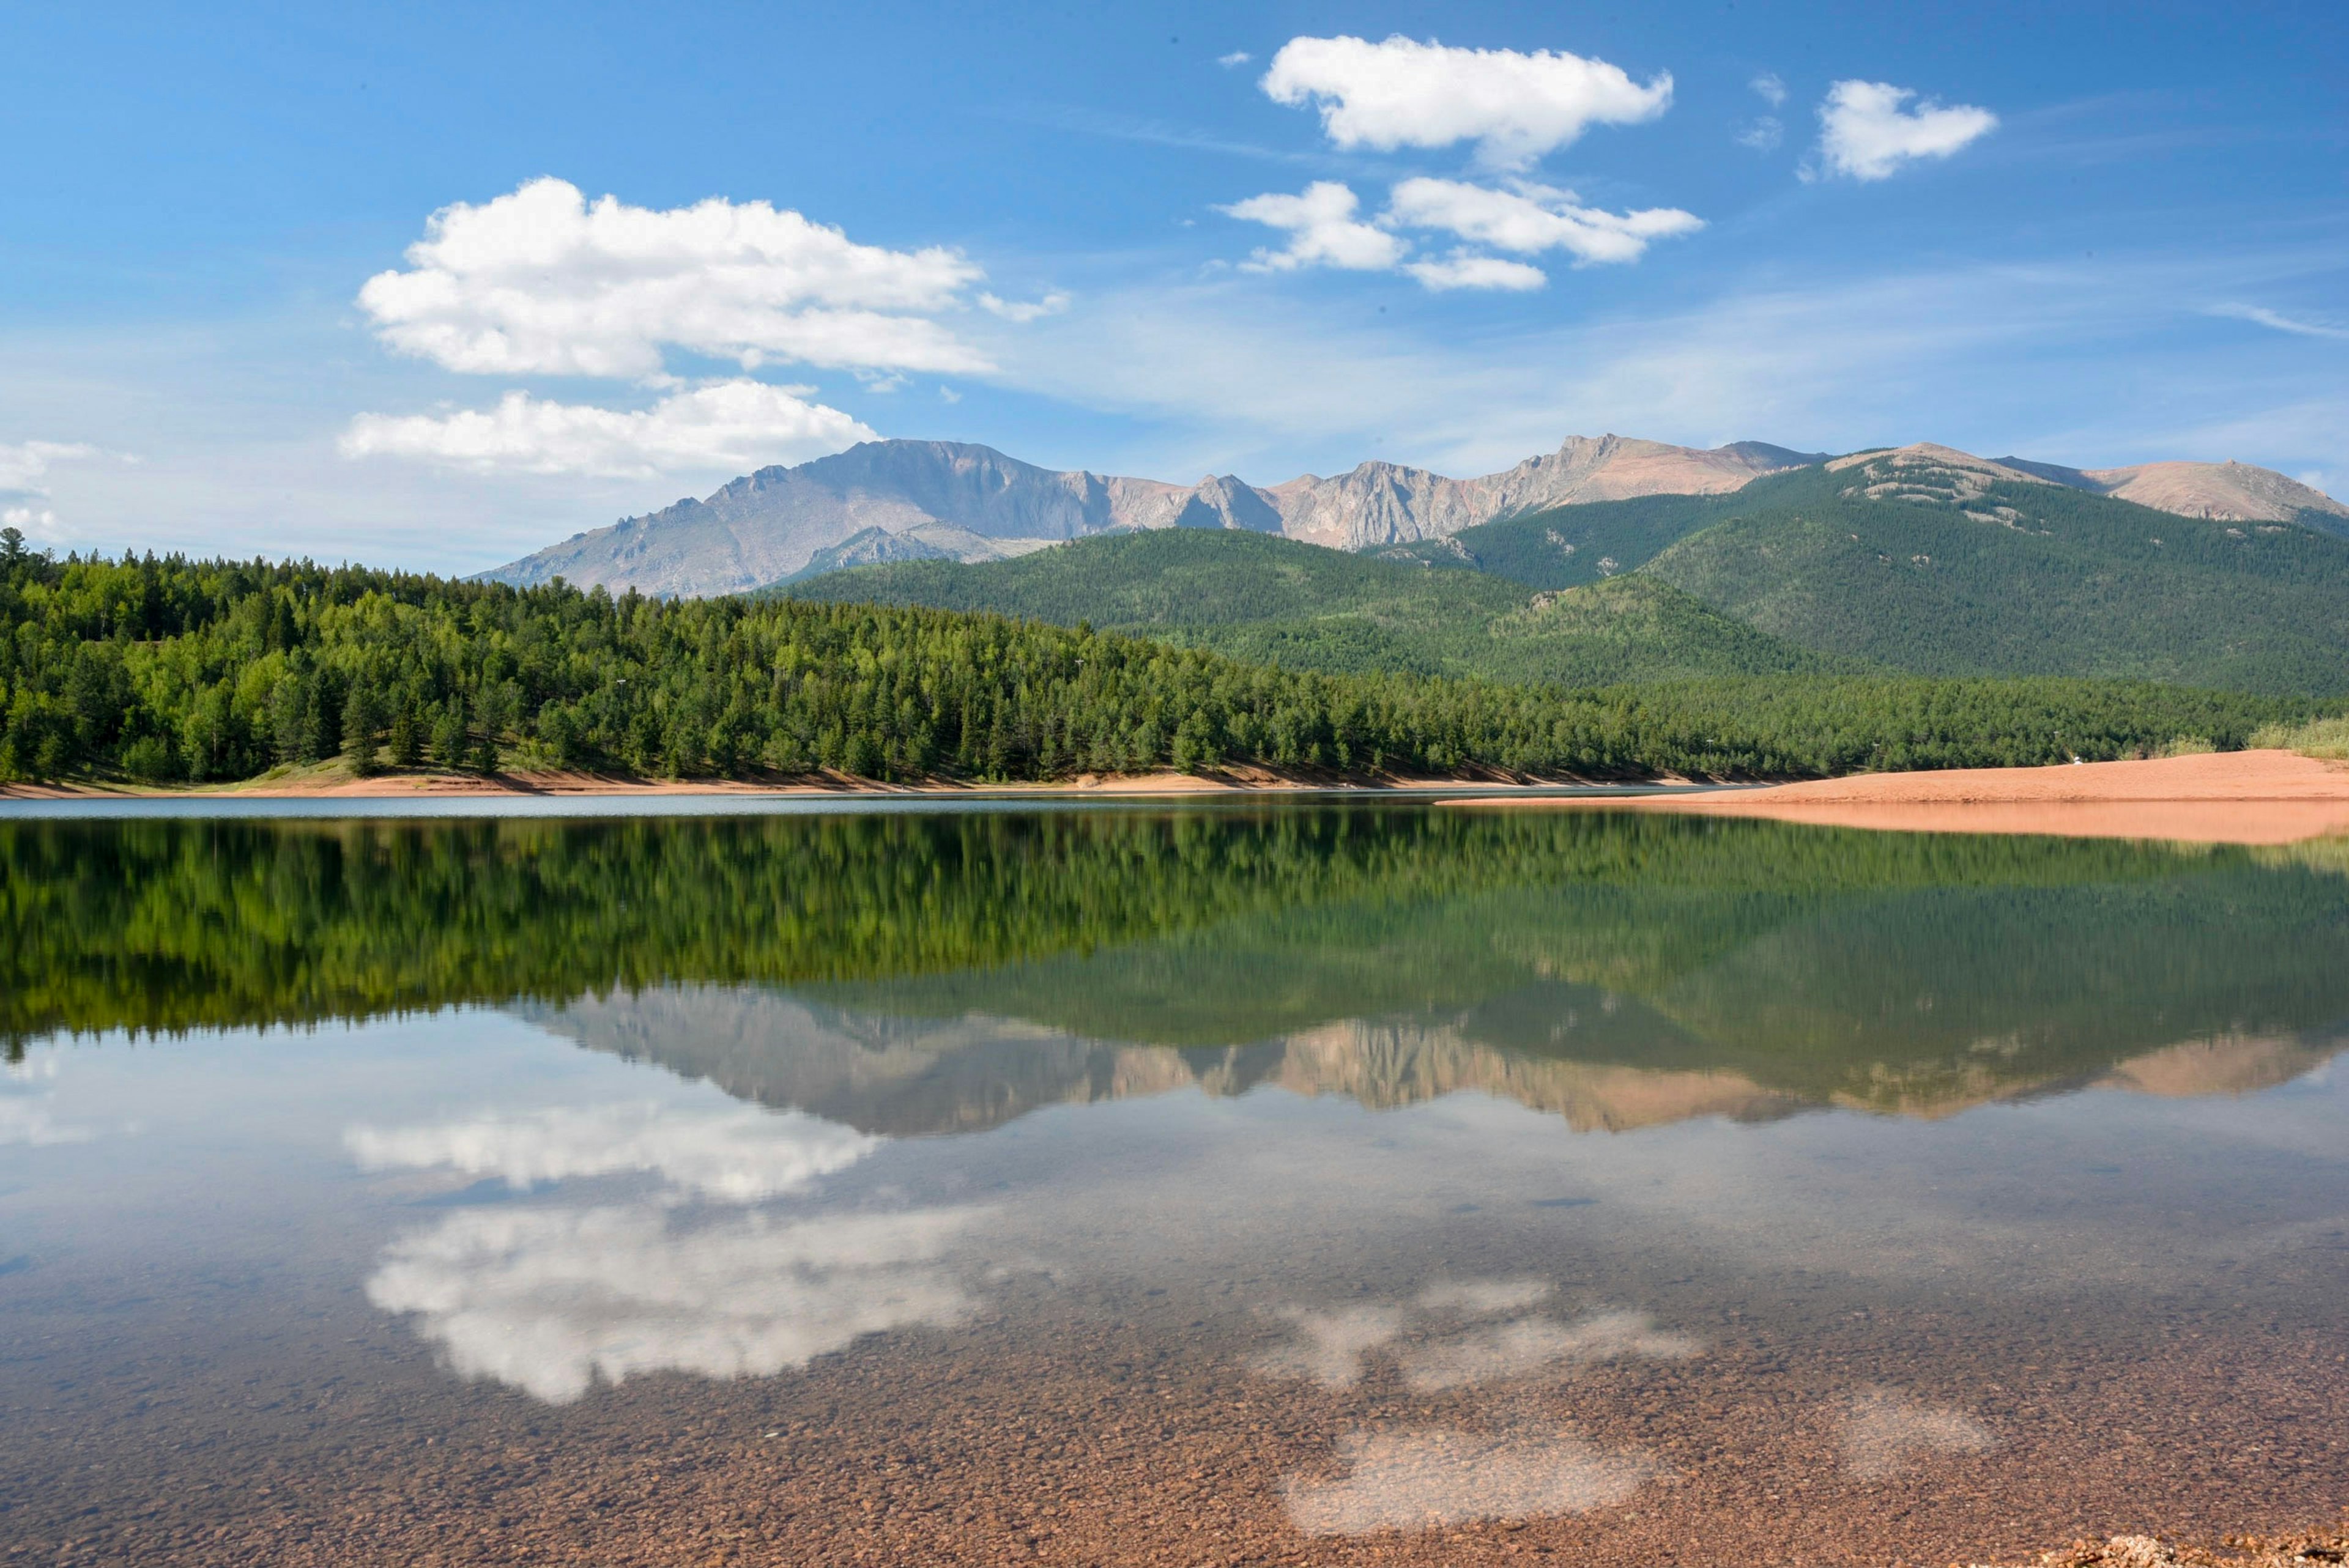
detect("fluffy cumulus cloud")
[977,289,1071,324]
[1,440,112,539]
[338,380,877,479]
[1815,81,1997,181]
[1261,35,1672,170]
[1386,178,1704,266]
[365,1204,984,1403]
[1219,182,1408,274]
[357,177,992,379]
[1405,252,1549,292]
[345,1099,881,1201]
[0,439,98,494]
[1220,177,1698,291]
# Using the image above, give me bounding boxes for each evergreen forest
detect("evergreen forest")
[0,528,2318,788]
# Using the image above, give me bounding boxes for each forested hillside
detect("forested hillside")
[1641,482,2349,693]
[1300,462,2349,696]
[777,528,1853,685]
[1373,481,1786,588]
[0,530,2306,786]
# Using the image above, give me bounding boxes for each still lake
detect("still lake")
[4,805,2345,1566]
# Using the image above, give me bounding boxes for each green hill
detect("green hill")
[1371,479,1792,588]
[1643,481,2349,697]
[1377,457,2349,695]
[774,528,1849,687]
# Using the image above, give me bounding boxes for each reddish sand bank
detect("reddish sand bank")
[1449,749,2349,845]
[0,764,1596,802]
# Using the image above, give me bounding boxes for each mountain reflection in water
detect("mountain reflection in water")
[8,805,2349,1566]
[13,807,2347,1123]
[528,988,2347,1137]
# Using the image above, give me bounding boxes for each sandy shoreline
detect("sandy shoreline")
[12,751,2349,845]
[0,764,1682,803]
[1446,749,2349,845]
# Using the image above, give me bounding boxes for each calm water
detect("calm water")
[4,807,2345,1566]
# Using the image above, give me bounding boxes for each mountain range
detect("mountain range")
[485,432,2348,599]
[782,440,2349,696]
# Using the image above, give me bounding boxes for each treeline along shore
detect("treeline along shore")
[0,531,2322,788]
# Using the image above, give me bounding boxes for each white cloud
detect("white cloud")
[1219,182,1408,273]
[2209,303,2349,342]
[1261,35,1673,170]
[1738,116,1785,152]
[357,176,992,379]
[1405,252,1549,292]
[0,439,99,494]
[365,1204,984,1403]
[1751,72,1787,107]
[1386,177,1704,267]
[1283,1424,1658,1534]
[338,379,876,479]
[977,290,1072,323]
[346,1100,880,1202]
[1217,50,1252,68]
[1218,178,1697,292]
[1816,80,1997,181]
[1,440,120,541]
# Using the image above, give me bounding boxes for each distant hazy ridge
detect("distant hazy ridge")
[485,433,2347,600]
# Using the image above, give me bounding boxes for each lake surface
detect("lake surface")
[5,807,2346,1566]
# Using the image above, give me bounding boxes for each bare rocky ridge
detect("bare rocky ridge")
[1998,454,2349,525]
[484,434,2347,598]
[485,434,1825,596]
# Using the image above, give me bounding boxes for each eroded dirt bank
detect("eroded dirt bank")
[1451,750,2349,844]
[0,763,1660,802]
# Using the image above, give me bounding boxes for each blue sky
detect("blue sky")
[3,1,2344,572]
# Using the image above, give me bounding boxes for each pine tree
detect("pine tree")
[341,681,381,775]
[429,706,469,771]
[388,707,423,769]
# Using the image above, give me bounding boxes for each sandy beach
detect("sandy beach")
[12,752,2349,845]
[1446,749,2349,845]
[0,763,1673,802]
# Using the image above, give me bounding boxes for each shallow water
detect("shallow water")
[4,808,2346,1565]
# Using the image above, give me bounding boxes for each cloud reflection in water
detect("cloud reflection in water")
[1,1053,92,1148]
[1401,1309,1701,1392]
[1252,1277,1701,1392]
[1838,1387,1997,1479]
[365,1204,987,1403]
[352,1096,984,1403]
[1285,1423,1658,1534]
[346,1100,877,1201]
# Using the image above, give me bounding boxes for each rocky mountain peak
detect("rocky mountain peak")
[481,431,2342,598]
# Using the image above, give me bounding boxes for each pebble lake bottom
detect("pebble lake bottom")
[4,803,2344,1565]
